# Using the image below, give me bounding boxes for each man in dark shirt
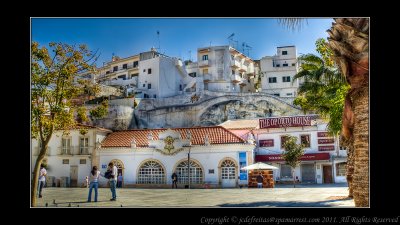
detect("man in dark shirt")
[171,172,178,189]
[256,174,264,188]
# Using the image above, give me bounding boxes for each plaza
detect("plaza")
[36,183,354,207]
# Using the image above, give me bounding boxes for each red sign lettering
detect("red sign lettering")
[259,116,312,129]
[318,146,335,151]
[259,139,274,147]
[318,139,334,144]
[255,153,330,162]
[317,132,331,137]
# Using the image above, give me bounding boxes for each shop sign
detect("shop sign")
[256,153,330,162]
[259,116,312,129]
[318,139,334,144]
[259,139,274,147]
[318,145,335,151]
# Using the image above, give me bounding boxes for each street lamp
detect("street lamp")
[186,130,191,189]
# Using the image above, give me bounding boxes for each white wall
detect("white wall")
[138,57,160,98]
[98,145,253,187]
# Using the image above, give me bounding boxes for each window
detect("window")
[268,77,277,83]
[122,64,127,69]
[336,163,346,176]
[283,63,288,67]
[176,160,203,184]
[292,63,296,66]
[143,69,146,72]
[148,68,152,74]
[62,138,71,155]
[282,76,291,82]
[148,83,151,89]
[202,55,208,60]
[133,61,138,67]
[208,169,214,174]
[80,159,86,164]
[273,93,280,97]
[106,71,110,74]
[143,84,145,87]
[286,93,293,96]
[276,64,280,67]
[232,70,235,75]
[188,72,196,77]
[144,94,149,98]
[221,160,236,180]
[300,134,311,148]
[80,137,89,154]
[153,94,156,98]
[281,136,289,149]
[282,51,288,55]
[137,160,166,184]
[203,68,208,74]
[113,66,118,72]
[62,159,69,164]
[281,164,292,178]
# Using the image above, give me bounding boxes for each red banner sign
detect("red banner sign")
[317,132,331,137]
[259,139,274,147]
[259,116,312,129]
[318,145,335,151]
[318,139,334,144]
[255,153,330,162]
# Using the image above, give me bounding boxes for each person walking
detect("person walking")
[38,164,47,198]
[108,162,118,201]
[87,166,100,202]
[256,173,264,188]
[171,172,178,189]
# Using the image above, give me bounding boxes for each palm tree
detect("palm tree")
[279,18,369,207]
[327,18,369,207]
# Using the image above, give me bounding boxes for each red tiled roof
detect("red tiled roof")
[229,129,252,140]
[101,126,245,148]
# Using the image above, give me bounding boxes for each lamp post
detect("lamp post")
[187,131,191,189]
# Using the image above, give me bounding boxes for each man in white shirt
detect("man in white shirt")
[108,162,118,201]
[38,164,47,198]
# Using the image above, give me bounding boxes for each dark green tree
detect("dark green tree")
[282,135,305,188]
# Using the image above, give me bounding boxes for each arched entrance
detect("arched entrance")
[137,160,166,184]
[109,159,125,187]
[219,159,237,188]
[175,160,203,185]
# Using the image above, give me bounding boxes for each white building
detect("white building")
[197,46,256,93]
[97,126,255,188]
[31,124,112,187]
[260,46,300,98]
[220,115,347,184]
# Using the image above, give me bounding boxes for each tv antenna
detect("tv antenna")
[157,30,161,52]
[227,33,235,47]
[245,44,252,57]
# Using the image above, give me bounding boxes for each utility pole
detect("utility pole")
[187,130,192,189]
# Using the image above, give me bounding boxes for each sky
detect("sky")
[32,18,333,66]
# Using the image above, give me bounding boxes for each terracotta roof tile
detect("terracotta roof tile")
[57,123,112,133]
[101,126,245,148]
[219,119,259,129]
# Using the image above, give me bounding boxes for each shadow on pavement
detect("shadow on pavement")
[218,198,353,207]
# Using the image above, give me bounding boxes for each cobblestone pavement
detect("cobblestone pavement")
[35,183,354,207]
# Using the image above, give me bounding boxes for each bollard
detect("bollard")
[53,199,56,204]
[68,203,71,207]
[121,205,123,207]
[45,203,48,207]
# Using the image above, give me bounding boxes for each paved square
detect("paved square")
[35,183,354,207]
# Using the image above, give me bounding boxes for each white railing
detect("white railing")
[198,60,210,67]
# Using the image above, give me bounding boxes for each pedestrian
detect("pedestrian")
[171,172,178,189]
[117,173,123,188]
[256,173,264,188]
[38,164,47,198]
[87,166,100,202]
[108,162,118,201]
[85,176,89,188]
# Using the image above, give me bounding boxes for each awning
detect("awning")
[255,153,330,162]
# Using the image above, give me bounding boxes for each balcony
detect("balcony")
[203,74,212,83]
[198,60,210,68]
[239,64,248,72]
[231,74,243,84]
[231,60,241,69]
[58,146,94,156]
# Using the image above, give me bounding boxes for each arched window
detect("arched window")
[221,160,236,180]
[110,159,124,177]
[176,160,203,184]
[137,160,165,184]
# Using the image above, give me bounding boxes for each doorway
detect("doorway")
[301,164,316,183]
[70,165,78,187]
[323,165,333,183]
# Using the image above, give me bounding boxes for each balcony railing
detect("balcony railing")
[198,60,210,68]
[203,74,212,82]
[231,60,241,69]
[231,74,243,84]
[57,146,94,156]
